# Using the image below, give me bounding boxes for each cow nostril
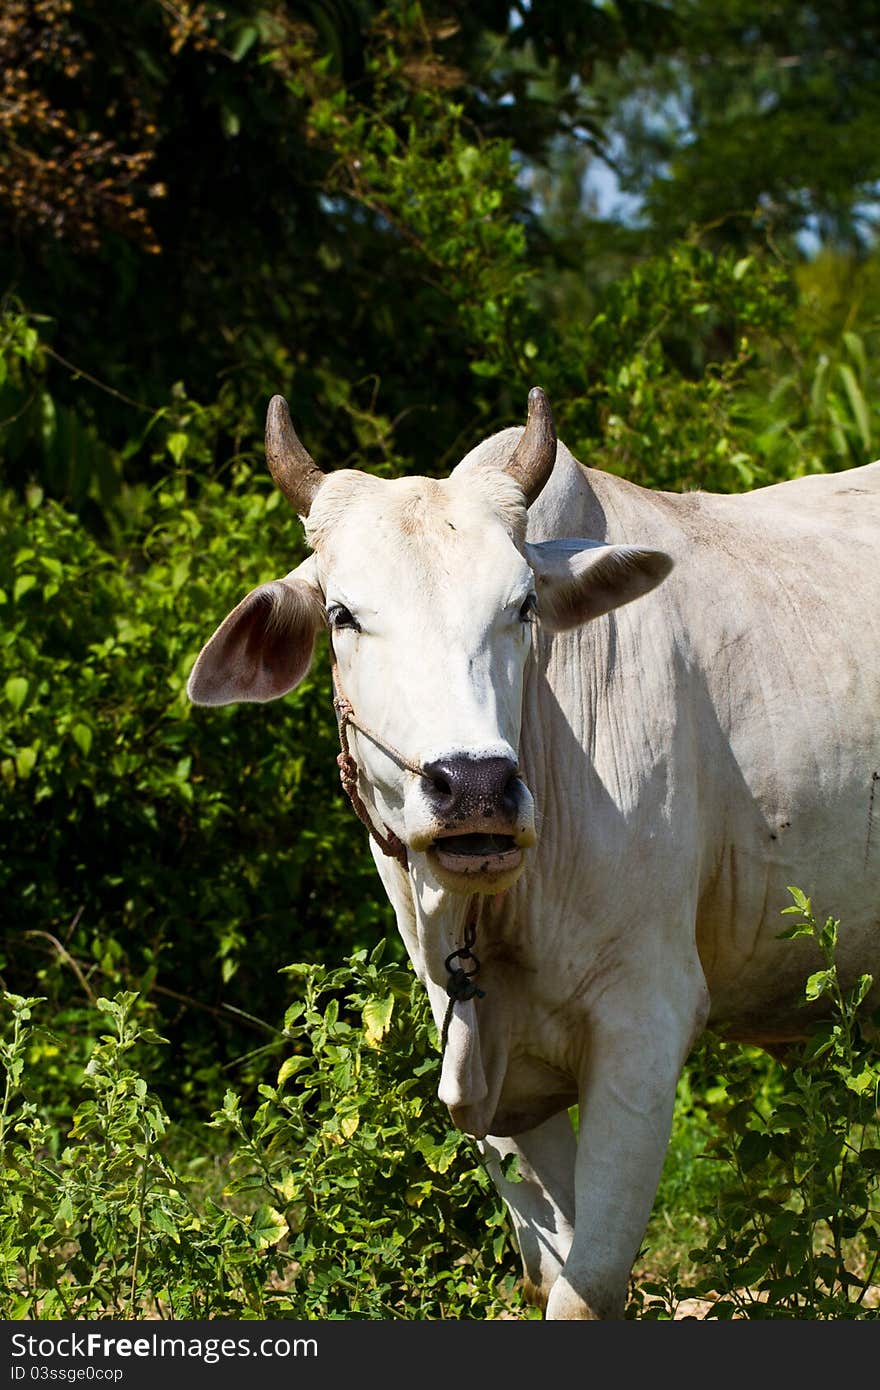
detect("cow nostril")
[422,761,454,799]
[422,755,519,816]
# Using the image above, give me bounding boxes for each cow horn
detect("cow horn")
[506,387,557,505]
[265,395,325,516]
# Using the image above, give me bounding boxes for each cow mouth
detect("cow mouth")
[430,833,522,877]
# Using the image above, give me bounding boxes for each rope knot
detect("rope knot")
[445,967,486,1003]
[336,751,358,793]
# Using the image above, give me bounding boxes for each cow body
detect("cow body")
[189,395,880,1319]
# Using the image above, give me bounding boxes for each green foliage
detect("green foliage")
[0,988,285,1319]
[0,455,389,1100]
[744,252,880,478]
[560,242,795,491]
[0,956,526,1319]
[210,941,525,1317]
[6,895,876,1321]
[634,890,880,1319]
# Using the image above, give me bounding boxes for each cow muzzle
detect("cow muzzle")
[411,753,537,892]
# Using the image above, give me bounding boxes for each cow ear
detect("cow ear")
[187,557,325,705]
[525,539,673,632]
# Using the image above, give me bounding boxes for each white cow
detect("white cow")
[188,389,880,1319]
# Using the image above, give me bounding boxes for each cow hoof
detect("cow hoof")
[545,1275,622,1320]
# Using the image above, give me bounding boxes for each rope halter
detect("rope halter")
[328,650,486,1058]
[330,652,421,869]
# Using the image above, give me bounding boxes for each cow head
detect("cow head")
[187,390,672,893]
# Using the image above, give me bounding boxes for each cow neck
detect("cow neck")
[329,648,420,869]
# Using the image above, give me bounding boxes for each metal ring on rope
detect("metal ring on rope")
[440,903,484,1055]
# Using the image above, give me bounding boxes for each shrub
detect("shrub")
[0,989,286,1318]
[210,941,527,1319]
[0,476,388,1107]
[0,950,526,1320]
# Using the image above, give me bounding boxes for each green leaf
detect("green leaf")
[277,1170,297,1203]
[844,1068,876,1096]
[785,886,812,914]
[13,574,36,602]
[40,390,56,447]
[71,723,92,756]
[149,1206,180,1241]
[277,1055,310,1086]
[455,145,480,180]
[221,107,241,138]
[166,431,189,465]
[778,923,814,940]
[138,1027,169,1045]
[851,972,873,1007]
[500,1152,522,1183]
[843,330,867,380]
[363,994,394,1046]
[820,916,838,952]
[737,1131,771,1172]
[231,24,258,62]
[416,1132,462,1174]
[804,969,834,1002]
[15,747,37,778]
[250,1204,288,1250]
[4,677,28,711]
[339,1112,359,1139]
[53,1196,75,1233]
[838,363,871,451]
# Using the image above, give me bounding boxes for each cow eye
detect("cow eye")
[327,604,360,632]
[519,592,538,622]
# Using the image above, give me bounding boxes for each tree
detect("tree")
[583,0,880,251]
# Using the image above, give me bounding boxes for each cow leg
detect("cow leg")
[544,1001,703,1320]
[479,1109,576,1310]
